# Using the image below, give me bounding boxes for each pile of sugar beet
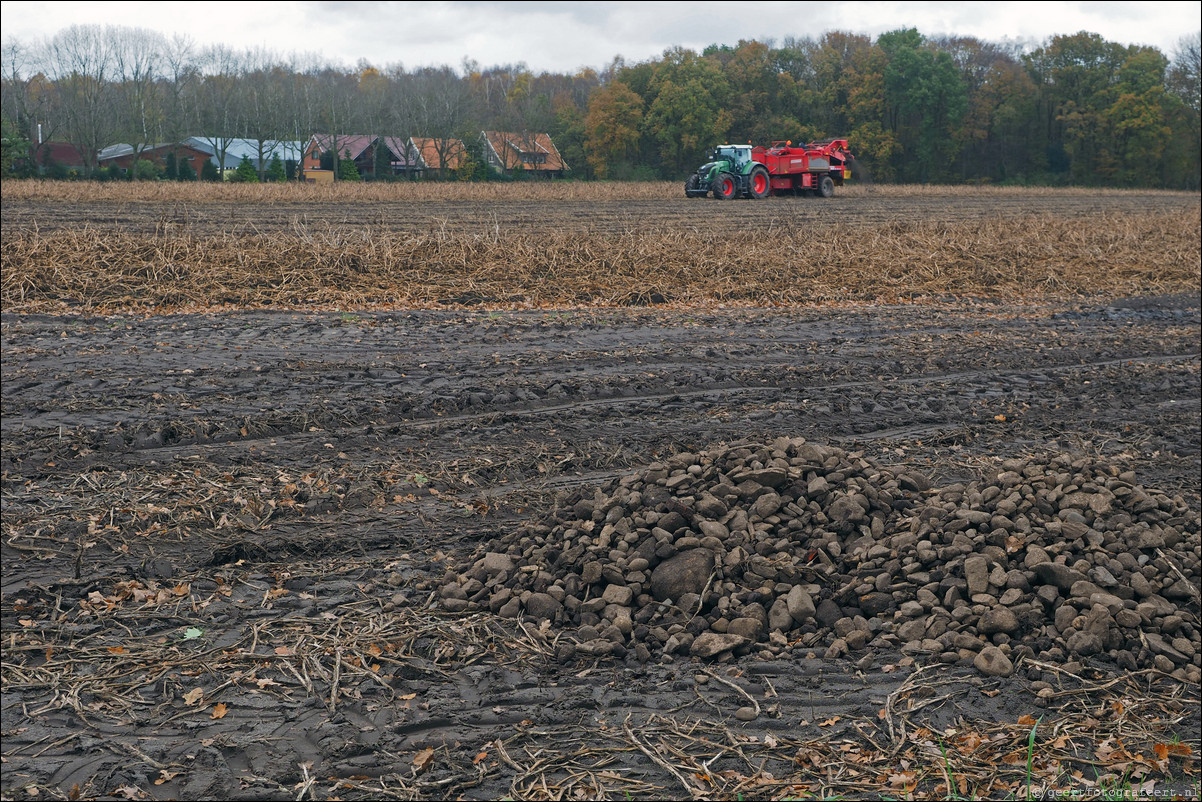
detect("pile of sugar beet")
[438,438,1201,680]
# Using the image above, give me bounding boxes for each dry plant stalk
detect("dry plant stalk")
[2,208,1197,314]
[3,179,1195,205]
[0,179,680,205]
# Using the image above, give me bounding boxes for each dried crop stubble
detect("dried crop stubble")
[4,183,1198,238]
[0,177,683,205]
[1,179,1194,205]
[2,208,1198,313]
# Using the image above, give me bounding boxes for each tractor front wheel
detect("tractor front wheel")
[685,174,700,197]
[712,172,737,200]
[819,175,835,198]
[748,166,770,199]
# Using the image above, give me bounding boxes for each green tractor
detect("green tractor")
[684,144,769,200]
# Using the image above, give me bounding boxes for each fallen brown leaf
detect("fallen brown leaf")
[413,746,435,773]
[153,770,182,785]
[1154,742,1192,760]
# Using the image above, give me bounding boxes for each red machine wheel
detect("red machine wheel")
[712,173,736,199]
[748,165,770,199]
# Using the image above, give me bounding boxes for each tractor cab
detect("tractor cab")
[712,145,753,171]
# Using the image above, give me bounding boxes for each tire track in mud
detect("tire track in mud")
[4,308,1197,518]
[12,350,1191,460]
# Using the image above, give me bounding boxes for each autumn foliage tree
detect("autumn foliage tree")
[2,24,1199,187]
[641,46,732,174]
[584,81,643,178]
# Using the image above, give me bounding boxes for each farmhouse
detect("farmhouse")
[301,134,422,181]
[185,137,304,174]
[97,142,214,176]
[378,136,422,178]
[31,141,87,175]
[480,131,568,178]
[80,131,568,181]
[409,137,468,178]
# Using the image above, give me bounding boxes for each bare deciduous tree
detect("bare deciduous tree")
[45,24,118,175]
[194,44,244,177]
[412,65,476,179]
[159,34,200,176]
[238,47,295,180]
[311,64,363,181]
[1169,31,1201,116]
[2,36,67,169]
[111,26,167,176]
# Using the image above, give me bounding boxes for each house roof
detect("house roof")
[376,136,420,168]
[307,134,375,161]
[219,138,303,163]
[97,143,144,161]
[411,137,467,170]
[185,137,304,168]
[97,142,205,162]
[482,131,567,171]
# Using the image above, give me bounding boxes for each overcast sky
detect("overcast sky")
[2,1,1199,74]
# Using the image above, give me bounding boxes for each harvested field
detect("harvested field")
[1,183,1200,801]
[2,183,1199,314]
[1,181,1197,237]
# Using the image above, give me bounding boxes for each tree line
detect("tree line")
[2,24,1199,187]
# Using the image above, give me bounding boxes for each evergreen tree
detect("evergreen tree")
[1,118,32,177]
[338,149,361,181]
[234,154,260,182]
[133,159,162,181]
[266,155,286,182]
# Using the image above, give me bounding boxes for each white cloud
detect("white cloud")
[2,0,1197,73]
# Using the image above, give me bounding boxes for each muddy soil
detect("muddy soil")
[2,295,1199,800]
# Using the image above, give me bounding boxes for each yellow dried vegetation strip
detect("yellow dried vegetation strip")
[2,179,1191,205]
[0,178,682,205]
[2,209,1198,313]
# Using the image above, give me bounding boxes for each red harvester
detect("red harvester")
[685,139,855,199]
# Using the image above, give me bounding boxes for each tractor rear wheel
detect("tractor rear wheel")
[748,165,770,199]
[819,175,835,198]
[713,172,737,200]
